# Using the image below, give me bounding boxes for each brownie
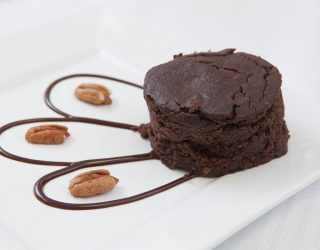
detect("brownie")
[143,49,289,177]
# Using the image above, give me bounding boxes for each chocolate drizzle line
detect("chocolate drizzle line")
[45,73,143,119]
[0,73,195,210]
[34,152,194,210]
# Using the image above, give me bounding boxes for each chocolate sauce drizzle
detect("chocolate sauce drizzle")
[0,73,195,210]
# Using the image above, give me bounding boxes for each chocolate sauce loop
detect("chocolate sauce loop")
[0,73,195,210]
[34,152,194,210]
[45,73,143,118]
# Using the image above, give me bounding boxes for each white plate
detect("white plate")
[0,1,320,249]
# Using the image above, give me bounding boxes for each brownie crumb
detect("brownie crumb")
[173,53,183,59]
[136,123,151,139]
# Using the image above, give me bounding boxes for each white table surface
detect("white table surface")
[216,177,320,250]
[1,1,319,250]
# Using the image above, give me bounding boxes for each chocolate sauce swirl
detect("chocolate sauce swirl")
[0,73,195,210]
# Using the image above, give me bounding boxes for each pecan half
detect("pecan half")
[75,83,112,105]
[69,169,119,197]
[25,124,69,144]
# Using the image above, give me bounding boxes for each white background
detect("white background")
[0,0,319,249]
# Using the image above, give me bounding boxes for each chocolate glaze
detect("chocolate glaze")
[0,73,195,210]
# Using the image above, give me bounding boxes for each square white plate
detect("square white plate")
[0,1,319,249]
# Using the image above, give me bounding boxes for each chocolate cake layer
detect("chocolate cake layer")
[144,49,289,177]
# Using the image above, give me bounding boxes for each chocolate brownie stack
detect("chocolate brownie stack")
[144,49,289,177]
